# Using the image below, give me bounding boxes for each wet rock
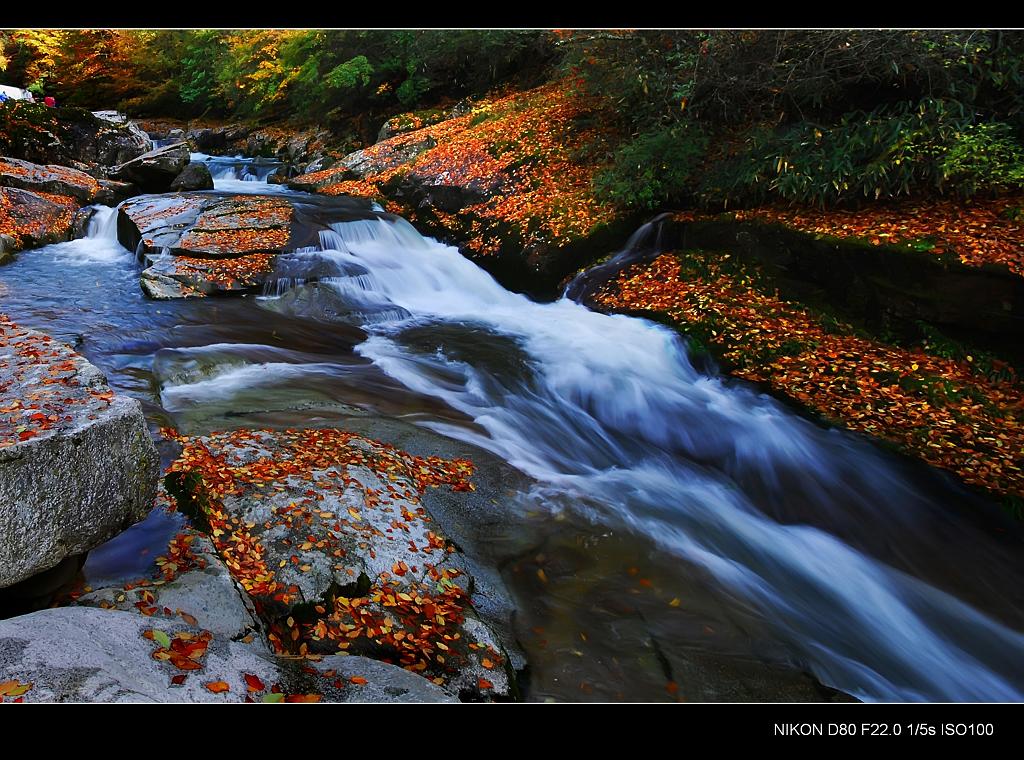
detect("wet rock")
[110,142,191,193]
[0,187,76,252]
[187,127,229,153]
[302,156,334,174]
[0,156,102,204]
[0,318,159,590]
[119,191,380,298]
[140,269,203,300]
[169,162,214,192]
[77,533,264,642]
[165,428,521,700]
[0,606,454,702]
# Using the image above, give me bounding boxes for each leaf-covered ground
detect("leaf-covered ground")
[594,253,1024,504]
[700,195,1024,277]
[296,80,618,258]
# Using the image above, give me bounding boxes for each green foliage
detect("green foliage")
[941,122,1024,196]
[325,55,374,91]
[594,124,708,210]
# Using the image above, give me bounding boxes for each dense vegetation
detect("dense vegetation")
[2,29,1023,211]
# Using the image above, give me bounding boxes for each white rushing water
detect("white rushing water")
[229,214,1024,701]
[190,152,294,195]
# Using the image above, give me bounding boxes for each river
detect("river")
[2,155,1023,702]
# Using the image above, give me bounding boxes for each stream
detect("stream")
[3,156,1024,702]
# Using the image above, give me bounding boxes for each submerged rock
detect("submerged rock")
[110,142,190,193]
[0,317,159,590]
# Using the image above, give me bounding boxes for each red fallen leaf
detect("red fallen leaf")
[205,681,230,693]
[349,676,368,685]
[478,678,494,690]
[178,611,198,626]
[481,658,495,669]
[666,681,679,695]
[285,694,322,703]
[17,430,37,441]
[170,675,187,686]
[29,412,46,421]
[244,673,265,692]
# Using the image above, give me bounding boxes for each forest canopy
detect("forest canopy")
[2,29,1022,210]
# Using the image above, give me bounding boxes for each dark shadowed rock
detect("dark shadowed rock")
[110,142,190,193]
[170,162,214,192]
[89,111,154,166]
[0,317,159,590]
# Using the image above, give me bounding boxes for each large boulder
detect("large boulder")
[0,317,159,589]
[0,187,76,253]
[118,191,381,298]
[0,102,149,169]
[169,162,214,192]
[164,427,522,700]
[0,606,455,702]
[110,142,190,193]
[0,157,102,204]
[88,111,154,166]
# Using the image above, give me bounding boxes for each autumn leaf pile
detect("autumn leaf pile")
[595,253,1024,499]
[723,195,1024,277]
[161,427,503,687]
[0,314,114,448]
[306,80,616,256]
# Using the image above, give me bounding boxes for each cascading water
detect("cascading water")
[4,154,1023,701]
[190,152,291,194]
[246,214,1024,701]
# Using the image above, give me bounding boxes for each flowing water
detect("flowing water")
[2,161,1023,702]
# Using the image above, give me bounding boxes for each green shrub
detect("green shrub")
[594,124,709,210]
[941,122,1024,196]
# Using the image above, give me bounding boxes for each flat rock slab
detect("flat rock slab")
[0,156,102,204]
[165,427,518,700]
[0,316,159,588]
[0,606,455,702]
[119,191,383,298]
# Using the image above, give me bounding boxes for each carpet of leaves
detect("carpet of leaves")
[173,252,277,289]
[0,314,114,448]
[307,80,616,256]
[0,188,76,248]
[160,427,499,685]
[724,195,1024,277]
[595,253,1024,499]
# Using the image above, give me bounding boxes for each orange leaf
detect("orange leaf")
[349,676,367,685]
[244,673,266,692]
[204,681,230,693]
[478,678,494,690]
